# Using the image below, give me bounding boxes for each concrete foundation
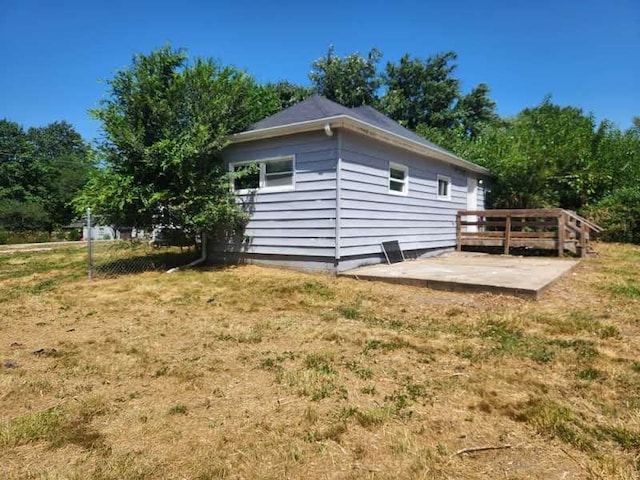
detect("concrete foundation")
[339,252,579,300]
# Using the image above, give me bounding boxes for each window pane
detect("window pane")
[438,179,449,197]
[233,166,259,191]
[390,179,404,192]
[264,172,293,187]
[266,160,292,174]
[390,168,405,180]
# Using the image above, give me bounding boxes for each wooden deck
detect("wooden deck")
[456,209,603,257]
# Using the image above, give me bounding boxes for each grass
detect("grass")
[0,242,639,478]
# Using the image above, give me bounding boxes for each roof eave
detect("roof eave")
[230,116,490,176]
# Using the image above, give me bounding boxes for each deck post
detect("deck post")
[456,213,462,251]
[504,215,511,255]
[557,213,565,257]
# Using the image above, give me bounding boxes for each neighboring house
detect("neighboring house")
[84,224,118,241]
[67,219,137,241]
[212,95,490,272]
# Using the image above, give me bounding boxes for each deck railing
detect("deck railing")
[456,209,602,257]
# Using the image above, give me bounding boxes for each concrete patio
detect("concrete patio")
[339,252,579,299]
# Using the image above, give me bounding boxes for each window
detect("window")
[231,156,295,193]
[389,162,408,195]
[265,159,294,188]
[233,165,260,191]
[437,175,451,200]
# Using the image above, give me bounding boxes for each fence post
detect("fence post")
[456,212,462,251]
[504,215,511,255]
[557,213,566,257]
[87,207,93,280]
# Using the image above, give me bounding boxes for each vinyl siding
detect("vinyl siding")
[478,186,487,210]
[338,131,470,261]
[215,131,337,261]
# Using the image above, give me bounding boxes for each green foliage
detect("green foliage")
[78,45,275,236]
[585,187,640,243]
[27,121,93,226]
[0,199,50,231]
[381,52,461,130]
[459,99,600,209]
[441,97,640,222]
[381,52,498,138]
[262,80,314,111]
[0,119,92,231]
[309,46,382,107]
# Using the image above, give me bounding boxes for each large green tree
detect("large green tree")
[27,121,92,226]
[0,119,91,231]
[457,98,638,211]
[263,80,313,111]
[309,46,382,107]
[76,46,277,237]
[381,52,498,137]
[380,52,460,130]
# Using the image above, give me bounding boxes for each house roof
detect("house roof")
[232,95,489,175]
[249,95,355,130]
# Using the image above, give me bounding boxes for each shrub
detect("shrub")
[585,187,640,244]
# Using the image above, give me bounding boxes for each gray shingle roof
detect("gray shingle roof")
[348,105,450,155]
[249,95,354,130]
[247,95,452,157]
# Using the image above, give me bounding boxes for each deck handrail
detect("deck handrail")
[456,208,603,257]
[563,209,605,233]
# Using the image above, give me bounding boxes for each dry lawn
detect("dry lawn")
[1,243,639,479]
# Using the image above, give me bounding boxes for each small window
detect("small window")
[233,164,260,191]
[264,159,294,188]
[389,163,408,195]
[231,156,295,193]
[437,175,451,200]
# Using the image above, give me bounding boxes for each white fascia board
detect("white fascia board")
[230,115,491,176]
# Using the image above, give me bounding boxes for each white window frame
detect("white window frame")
[230,155,295,194]
[388,162,409,196]
[436,175,452,201]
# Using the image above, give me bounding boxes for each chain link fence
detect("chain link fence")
[85,209,202,279]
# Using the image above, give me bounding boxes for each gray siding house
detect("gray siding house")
[211,95,489,272]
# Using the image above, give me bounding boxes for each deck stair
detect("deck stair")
[456,209,603,257]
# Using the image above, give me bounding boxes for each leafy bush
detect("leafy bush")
[0,200,51,232]
[66,229,83,241]
[585,187,640,244]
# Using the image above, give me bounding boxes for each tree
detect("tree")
[77,45,276,238]
[0,119,91,231]
[27,121,92,227]
[0,120,33,206]
[309,46,382,107]
[380,52,461,130]
[456,98,601,210]
[380,52,498,147]
[586,187,640,244]
[455,83,499,138]
[263,81,313,111]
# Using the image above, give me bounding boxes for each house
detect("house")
[211,95,490,272]
[65,219,119,241]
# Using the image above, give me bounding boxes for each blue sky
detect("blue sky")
[1,0,638,142]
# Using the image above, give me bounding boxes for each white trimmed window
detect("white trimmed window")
[389,162,408,195]
[437,175,451,200]
[231,156,295,193]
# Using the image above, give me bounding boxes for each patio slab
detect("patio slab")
[339,252,579,299]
